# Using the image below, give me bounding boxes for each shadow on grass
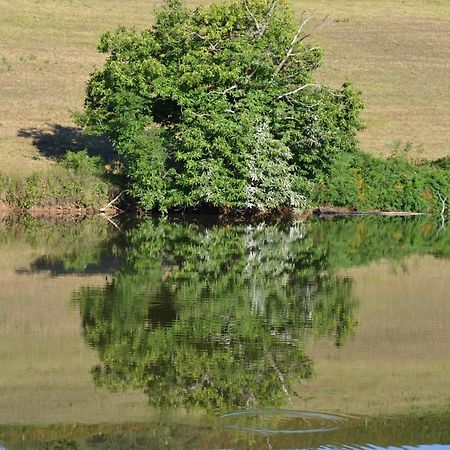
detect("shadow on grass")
[18,124,116,162]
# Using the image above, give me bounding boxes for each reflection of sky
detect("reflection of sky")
[387,446,450,450]
[318,446,450,450]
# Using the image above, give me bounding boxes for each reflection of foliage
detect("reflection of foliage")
[309,216,450,267]
[0,215,122,275]
[75,221,357,413]
[0,422,220,450]
[74,217,449,413]
[2,412,450,450]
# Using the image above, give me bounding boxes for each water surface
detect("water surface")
[0,215,449,449]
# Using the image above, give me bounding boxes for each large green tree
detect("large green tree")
[77,0,362,212]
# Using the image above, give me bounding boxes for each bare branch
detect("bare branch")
[221,84,238,95]
[270,358,292,405]
[244,0,261,32]
[192,31,207,41]
[277,83,321,99]
[102,214,122,231]
[202,84,238,104]
[273,7,328,76]
[436,193,447,236]
[192,111,211,118]
[254,0,277,37]
[274,8,316,76]
[100,191,125,212]
[437,192,448,216]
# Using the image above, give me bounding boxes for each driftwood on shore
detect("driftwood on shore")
[313,208,427,218]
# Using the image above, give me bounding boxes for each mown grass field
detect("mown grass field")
[0,0,449,176]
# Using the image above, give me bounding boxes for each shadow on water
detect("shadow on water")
[17,124,116,161]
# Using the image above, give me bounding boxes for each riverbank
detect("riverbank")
[0,151,448,218]
[1,1,448,216]
[0,151,118,215]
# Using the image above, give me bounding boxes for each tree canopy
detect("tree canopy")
[77,0,363,212]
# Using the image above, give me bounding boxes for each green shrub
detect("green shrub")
[76,0,363,212]
[311,152,450,213]
[62,150,105,176]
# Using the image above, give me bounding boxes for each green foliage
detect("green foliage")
[61,150,105,177]
[311,152,450,213]
[0,151,112,210]
[77,0,362,212]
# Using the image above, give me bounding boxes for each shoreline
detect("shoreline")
[0,202,431,221]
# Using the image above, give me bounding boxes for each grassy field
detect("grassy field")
[0,0,449,176]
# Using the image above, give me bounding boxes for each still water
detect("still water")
[0,215,449,449]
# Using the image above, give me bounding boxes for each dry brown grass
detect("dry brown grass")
[298,0,450,160]
[0,0,449,175]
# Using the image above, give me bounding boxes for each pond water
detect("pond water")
[0,215,449,449]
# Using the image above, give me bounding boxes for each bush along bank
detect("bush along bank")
[310,153,450,215]
[2,149,446,217]
[0,151,116,213]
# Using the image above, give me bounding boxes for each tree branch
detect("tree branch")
[270,358,292,405]
[244,0,261,32]
[277,83,321,99]
[437,192,447,216]
[273,7,328,76]
[221,84,238,95]
[99,191,125,212]
[254,0,277,37]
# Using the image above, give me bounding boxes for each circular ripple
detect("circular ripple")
[219,409,349,435]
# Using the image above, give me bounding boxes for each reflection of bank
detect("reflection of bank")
[75,221,357,413]
[1,216,449,448]
[0,216,153,426]
[1,413,449,449]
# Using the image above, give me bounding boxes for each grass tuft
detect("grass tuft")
[0,151,113,211]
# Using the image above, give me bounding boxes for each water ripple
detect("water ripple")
[220,409,352,435]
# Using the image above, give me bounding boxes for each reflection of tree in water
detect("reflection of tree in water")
[75,221,357,413]
[1,215,123,276]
